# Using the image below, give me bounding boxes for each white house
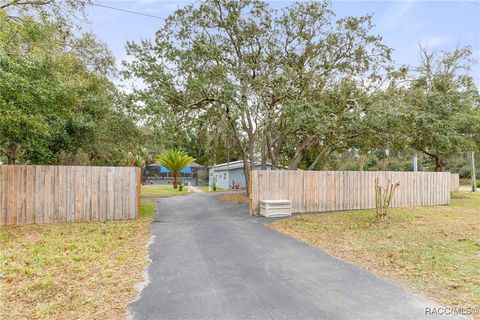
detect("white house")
[209,160,278,190]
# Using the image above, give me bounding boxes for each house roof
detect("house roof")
[210,160,245,170]
[189,162,204,168]
[146,162,162,167]
[210,160,276,171]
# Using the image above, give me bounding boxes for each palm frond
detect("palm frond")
[156,148,195,173]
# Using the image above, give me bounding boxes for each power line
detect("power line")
[91,2,167,20]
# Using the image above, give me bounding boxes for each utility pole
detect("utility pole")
[412,153,418,172]
[471,151,477,192]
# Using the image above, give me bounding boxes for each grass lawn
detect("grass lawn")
[197,186,225,192]
[0,201,155,320]
[141,184,188,197]
[270,192,480,315]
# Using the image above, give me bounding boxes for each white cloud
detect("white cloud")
[420,36,452,48]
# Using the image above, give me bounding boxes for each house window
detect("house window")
[224,173,227,179]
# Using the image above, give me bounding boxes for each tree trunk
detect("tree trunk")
[241,154,257,215]
[359,153,366,171]
[307,147,332,170]
[173,170,178,189]
[241,154,251,195]
[6,144,17,164]
[288,135,317,170]
[129,152,137,166]
[260,137,267,170]
[421,150,446,173]
[266,134,277,170]
[434,157,446,172]
[248,140,255,171]
[71,151,80,166]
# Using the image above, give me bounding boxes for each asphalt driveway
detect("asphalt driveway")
[128,192,463,320]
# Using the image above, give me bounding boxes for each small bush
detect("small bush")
[178,184,184,191]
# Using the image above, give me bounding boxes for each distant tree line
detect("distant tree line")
[0,0,145,166]
[1,0,478,184]
[124,0,479,188]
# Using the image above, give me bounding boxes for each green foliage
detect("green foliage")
[1,0,478,173]
[0,0,92,28]
[156,148,195,189]
[384,46,479,171]
[124,0,391,174]
[123,0,478,175]
[0,10,143,166]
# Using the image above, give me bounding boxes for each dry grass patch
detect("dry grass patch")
[270,192,480,316]
[0,201,155,320]
[216,192,249,204]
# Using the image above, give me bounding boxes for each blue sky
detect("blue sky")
[84,1,480,86]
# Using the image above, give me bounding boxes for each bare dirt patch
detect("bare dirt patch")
[216,192,249,204]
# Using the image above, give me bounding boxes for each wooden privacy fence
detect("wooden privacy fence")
[250,170,452,214]
[0,165,141,226]
[450,173,460,191]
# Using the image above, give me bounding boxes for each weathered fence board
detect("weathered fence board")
[450,173,460,192]
[251,170,452,214]
[0,165,141,226]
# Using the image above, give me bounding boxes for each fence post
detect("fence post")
[249,170,254,215]
[471,152,476,192]
[137,167,141,218]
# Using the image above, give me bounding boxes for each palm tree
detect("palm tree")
[156,148,195,189]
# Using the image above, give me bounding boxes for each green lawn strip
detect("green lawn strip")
[140,201,156,217]
[0,201,155,320]
[197,186,225,192]
[141,185,188,197]
[269,192,480,312]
